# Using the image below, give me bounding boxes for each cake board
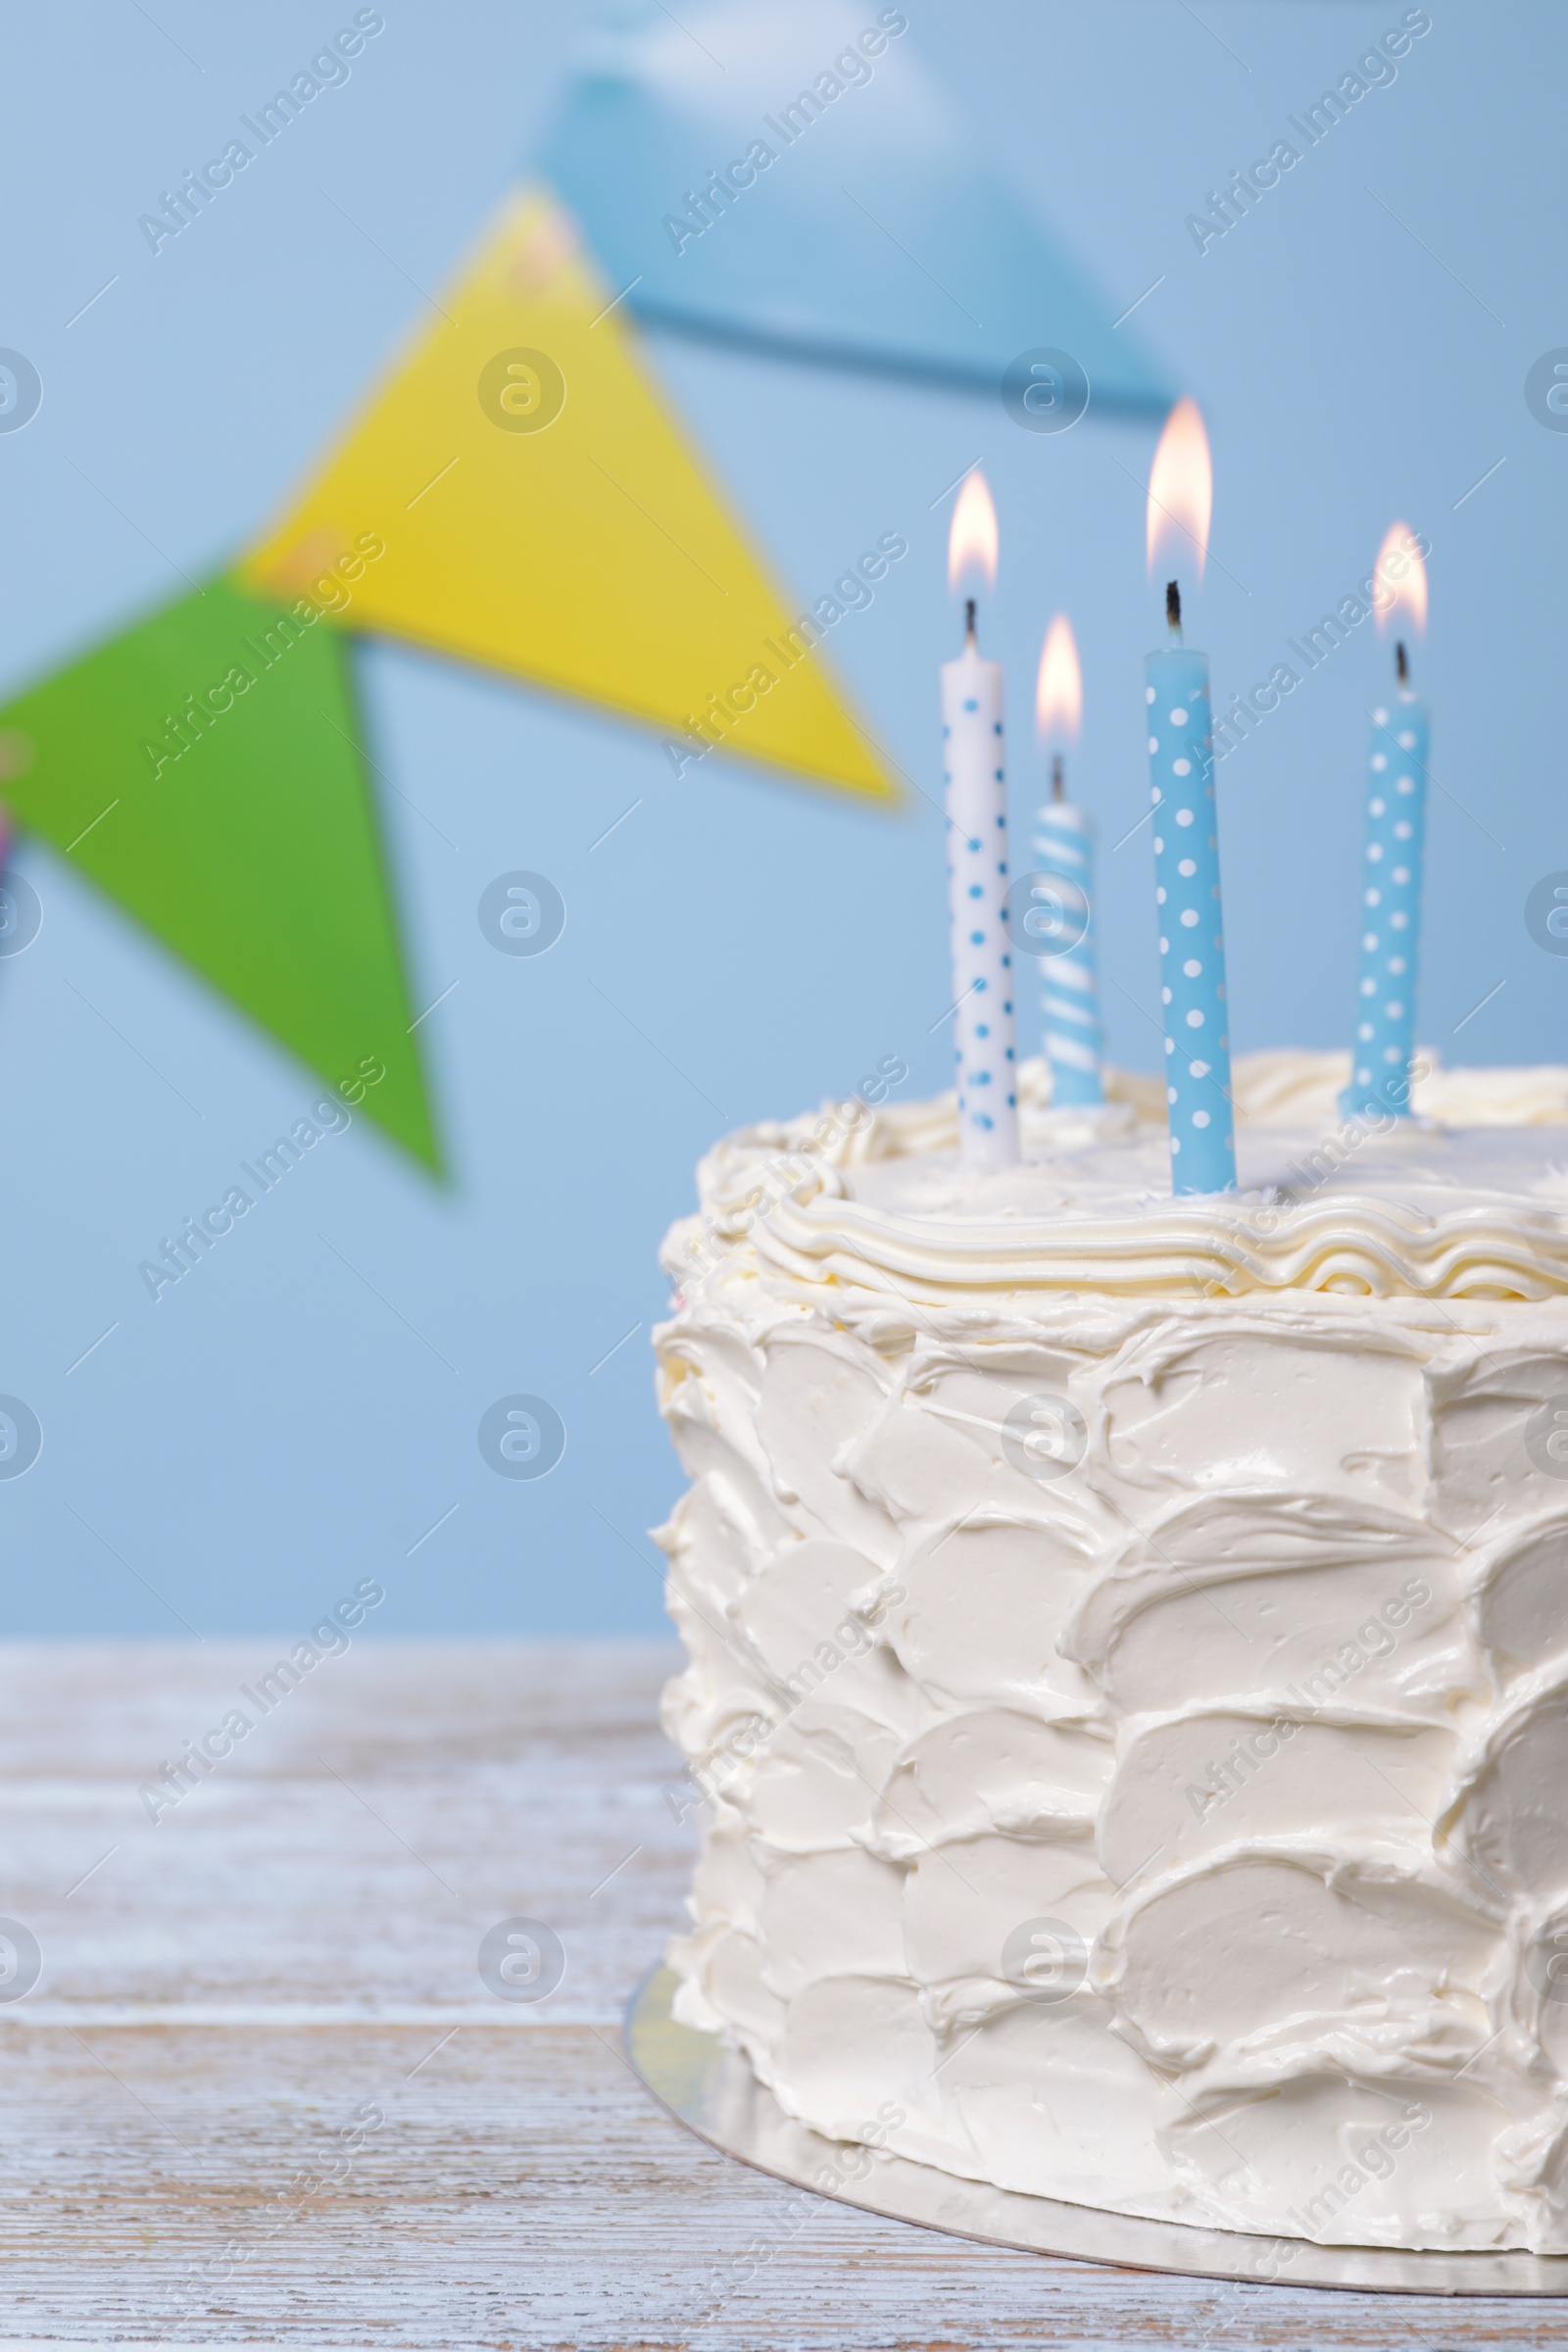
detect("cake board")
[625,1964,1568,2297]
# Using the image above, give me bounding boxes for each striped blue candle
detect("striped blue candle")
[1146,583,1236,1194]
[1033,764,1102,1105]
[1342,647,1430,1120]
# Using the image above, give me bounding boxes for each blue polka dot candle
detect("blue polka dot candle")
[1343,524,1432,1121]
[942,471,1017,1170]
[1032,615,1102,1105]
[1144,400,1235,1195]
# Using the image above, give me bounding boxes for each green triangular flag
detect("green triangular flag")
[0,573,437,1167]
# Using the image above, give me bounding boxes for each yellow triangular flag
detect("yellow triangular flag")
[243,190,896,802]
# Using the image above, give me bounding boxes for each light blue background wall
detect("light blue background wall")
[2,1,1562,1637]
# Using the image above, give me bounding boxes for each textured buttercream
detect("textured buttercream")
[657,1054,1568,2251]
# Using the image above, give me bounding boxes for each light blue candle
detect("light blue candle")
[1033,761,1102,1105]
[1146,581,1236,1194]
[1342,641,1430,1120]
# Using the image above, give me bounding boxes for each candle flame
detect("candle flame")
[1035,614,1082,744]
[948,469,999,594]
[1146,397,1212,584]
[1373,519,1428,639]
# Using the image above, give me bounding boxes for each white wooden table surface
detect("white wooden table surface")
[1,1639,1563,2350]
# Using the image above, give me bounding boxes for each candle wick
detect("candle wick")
[1051,752,1064,803]
[1396,639,1409,686]
[1165,579,1183,645]
[964,597,977,648]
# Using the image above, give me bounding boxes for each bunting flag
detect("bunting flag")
[540,1,1173,414]
[0,574,438,1167]
[8,20,1161,1138]
[242,189,895,803]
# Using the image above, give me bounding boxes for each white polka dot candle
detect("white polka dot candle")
[1145,400,1235,1195]
[942,471,1017,1170]
[1343,524,1431,1121]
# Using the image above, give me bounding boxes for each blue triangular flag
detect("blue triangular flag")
[540,1,1172,416]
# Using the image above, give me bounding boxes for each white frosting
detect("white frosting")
[676,1050,1568,1305]
[657,1053,1568,2251]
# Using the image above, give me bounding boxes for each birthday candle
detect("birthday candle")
[1144,400,1236,1195]
[1032,615,1102,1105]
[941,472,1017,1171]
[1343,523,1431,1121]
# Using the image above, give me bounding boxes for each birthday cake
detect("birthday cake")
[655,1051,1568,2253]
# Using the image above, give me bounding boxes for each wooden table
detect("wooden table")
[1,1640,1559,2349]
